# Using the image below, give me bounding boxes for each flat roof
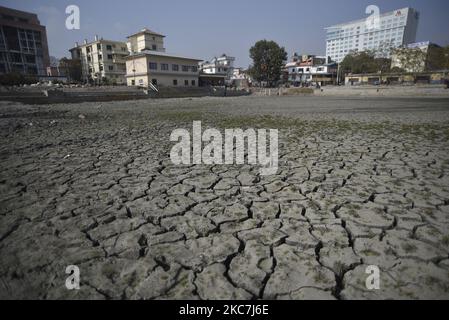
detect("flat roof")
[0,5,39,19]
[325,7,413,30]
[127,28,166,38]
[70,39,127,50]
[126,50,202,62]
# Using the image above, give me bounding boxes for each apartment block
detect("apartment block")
[70,36,129,84]
[0,6,50,75]
[325,7,419,63]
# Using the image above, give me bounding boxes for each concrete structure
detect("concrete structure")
[325,7,419,63]
[70,36,129,84]
[198,73,226,86]
[391,41,441,73]
[199,54,235,81]
[126,28,166,53]
[345,70,449,86]
[229,68,251,88]
[0,6,50,75]
[286,55,337,86]
[125,28,202,87]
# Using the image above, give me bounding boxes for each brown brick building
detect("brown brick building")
[0,6,50,75]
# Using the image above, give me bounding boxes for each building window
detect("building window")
[108,66,114,71]
[98,54,102,60]
[152,79,158,85]
[191,66,198,72]
[184,80,189,86]
[131,80,135,85]
[149,62,157,70]
[172,64,179,71]
[106,45,112,51]
[152,44,157,50]
[107,54,113,60]
[99,65,104,71]
[182,65,189,72]
[191,80,196,86]
[161,63,169,71]
[97,44,101,50]
[173,79,178,86]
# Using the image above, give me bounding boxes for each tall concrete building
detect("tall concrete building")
[70,36,129,84]
[325,7,419,63]
[0,6,50,75]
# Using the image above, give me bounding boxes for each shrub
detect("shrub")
[0,73,38,86]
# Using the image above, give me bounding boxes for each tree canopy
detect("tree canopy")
[59,58,82,82]
[426,45,449,70]
[249,40,287,87]
[340,50,391,75]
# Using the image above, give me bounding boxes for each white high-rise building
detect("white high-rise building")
[325,7,419,63]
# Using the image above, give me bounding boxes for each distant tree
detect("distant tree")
[59,58,82,83]
[426,45,449,70]
[249,40,287,87]
[340,50,391,75]
[375,57,392,73]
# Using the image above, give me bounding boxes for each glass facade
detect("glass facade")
[0,8,49,75]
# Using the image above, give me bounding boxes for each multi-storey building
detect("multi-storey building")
[325,7,419,63]
[0,6,50,75]
[286,55,337,86]
[70,36,129,84]
[125,28,202,87]
[199,54,235,80]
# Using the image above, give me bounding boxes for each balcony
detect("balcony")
[112,57,126,64]
[111,50,129,56]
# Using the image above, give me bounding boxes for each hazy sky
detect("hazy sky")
[2,0,449,67]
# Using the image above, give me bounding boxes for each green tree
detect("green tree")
[340,50,391,76]
[249,40,287,87]
[427,45,449,70]
[59,58,82,83]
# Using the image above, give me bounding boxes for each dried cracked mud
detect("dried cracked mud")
[1,96,449,300]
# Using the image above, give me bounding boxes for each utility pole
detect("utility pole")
[336,63,341,85]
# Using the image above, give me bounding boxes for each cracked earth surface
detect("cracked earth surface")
[1,96,449,300]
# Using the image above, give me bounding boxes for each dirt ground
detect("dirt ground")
[1,95,449,300]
